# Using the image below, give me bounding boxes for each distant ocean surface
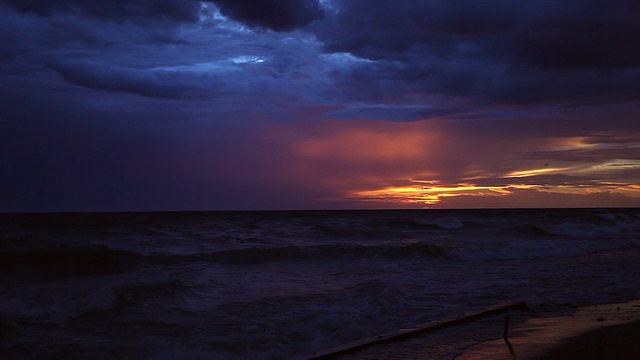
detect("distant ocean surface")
[1,209,639,359]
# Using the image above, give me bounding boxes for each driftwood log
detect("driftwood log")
[305,301,529,360]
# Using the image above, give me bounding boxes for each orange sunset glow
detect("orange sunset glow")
[260,116,640,208]
[353,183,535,205]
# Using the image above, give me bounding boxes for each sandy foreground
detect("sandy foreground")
[458,299,640,360]
[310,299,640,360]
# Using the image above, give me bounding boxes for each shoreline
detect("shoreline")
[457,299,640,360]
[302,300,640,360]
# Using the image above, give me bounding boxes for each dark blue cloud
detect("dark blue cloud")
[1,0,203,23]
[312,0,640,105]
[317,0,640,69]
[51,60,217,100]
[212,0,324,31]
[1,0,325,31]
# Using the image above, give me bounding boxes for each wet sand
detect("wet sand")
[538,320,640,359]
[458,299,640,360]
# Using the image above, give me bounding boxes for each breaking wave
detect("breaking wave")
[533,223,619,237]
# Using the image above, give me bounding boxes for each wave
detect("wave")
[503,210,640,238]
[311,223,397,240]
[412,217,464,229]
[533,223,619,237]
[0,242,449,280]
[150,243,449,265]
[530,216,640,238]
[0,246,143,280]
[114,280,192,308]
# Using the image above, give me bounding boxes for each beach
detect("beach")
[302,299,640,359]
[539,320,640,359]
[458,299,640,360]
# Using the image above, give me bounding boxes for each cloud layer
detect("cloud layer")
[1,0,639,211]
[213,0,324,31]
[3,0,203,23]
[313,0,640,105]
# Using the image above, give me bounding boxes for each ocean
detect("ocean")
[1,209,639,359]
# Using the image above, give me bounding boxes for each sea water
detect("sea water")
[1,209,639,359]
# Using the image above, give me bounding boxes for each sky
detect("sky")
[1,0,640,212]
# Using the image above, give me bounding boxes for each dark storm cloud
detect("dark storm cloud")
[318,0,640,68]
[51,60,216,100]
[507,0,640,70]
[318,0,521,60]
[313,0,640,105]
[212,0,324,31]
[1,0,202,23]
[3,0,325,31]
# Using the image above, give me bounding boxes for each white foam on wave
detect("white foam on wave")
[595,212,618,221]
[538,223,619,237]
[619,220,640,231]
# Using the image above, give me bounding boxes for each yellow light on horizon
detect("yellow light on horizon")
[548,136,598,151]
[353,182,537,205]
[505,167,570,178]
